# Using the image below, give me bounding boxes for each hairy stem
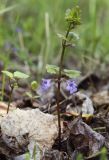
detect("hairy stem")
[56,23,71,149]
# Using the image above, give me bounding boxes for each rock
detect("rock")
[42,149,68,160]
[92,90,109,107]
[13,154,26,160]
[67,118,105,157]
[14,149,68,160]
[66,92,94,115]
[0,109,58,158]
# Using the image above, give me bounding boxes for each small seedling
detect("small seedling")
[26,81,40,103]
[2,70,29,113]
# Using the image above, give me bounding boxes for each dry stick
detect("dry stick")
[56,23,71,150]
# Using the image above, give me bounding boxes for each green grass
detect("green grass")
[0,0,109,74]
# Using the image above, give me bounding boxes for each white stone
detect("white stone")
[0,108,58,155]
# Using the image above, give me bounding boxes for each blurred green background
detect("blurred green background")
[0,0,109,75]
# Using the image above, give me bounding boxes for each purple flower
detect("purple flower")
[40,79,51,91]
[66,80,77,94]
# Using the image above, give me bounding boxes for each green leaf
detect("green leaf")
[100,147,107,160]
[63,69,80,78]
[0,5,18,15]
[77,153,83,160]
[25,152,31,160]
[31,81,38,90]
[57,33,67,41]
[2,70,13,79]
[46,64,59,74]
[13,83,18,89]
[69,32,79,40]
[13,71,29,79]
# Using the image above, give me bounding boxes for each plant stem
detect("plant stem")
[7,80,14,114]
[56,23,71,150]
[1,73,6,101]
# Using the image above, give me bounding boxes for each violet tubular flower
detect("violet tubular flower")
[41,79,51,91]
[66,80,77,94]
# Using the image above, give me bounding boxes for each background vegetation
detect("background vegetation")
[0,0,109,75]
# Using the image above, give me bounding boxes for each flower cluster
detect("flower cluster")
[40,79,51,91]
[40,78,77,94]
[66,80,77,94]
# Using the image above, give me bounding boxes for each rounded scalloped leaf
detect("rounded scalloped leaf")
[13,71,29,79]
[63,69,80,78]
[2,70,13,79]
[46,64,59,74]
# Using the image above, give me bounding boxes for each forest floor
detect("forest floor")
[0,62,109,160]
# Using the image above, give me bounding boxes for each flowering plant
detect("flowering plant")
[44,5,81,149]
